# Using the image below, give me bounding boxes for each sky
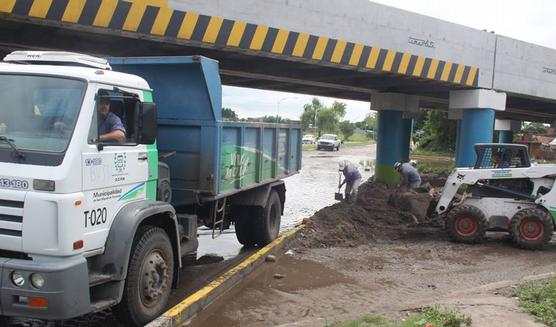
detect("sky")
[222,0,556,122]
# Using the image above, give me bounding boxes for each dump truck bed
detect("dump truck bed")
[110,56,301,207]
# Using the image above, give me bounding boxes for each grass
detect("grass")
[302,144,318,151]
[327,306,472,327]
[411,150,454,175]
[515,277,556,327]
[411,148,454,158]
[346,134,374,143]
[414,158,454,175]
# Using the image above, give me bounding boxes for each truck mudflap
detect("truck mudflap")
[0,255,90,320]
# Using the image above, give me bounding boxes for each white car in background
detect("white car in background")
[317,134,341,151]
[302,134,316,144]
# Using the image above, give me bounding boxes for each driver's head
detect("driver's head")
[98,98,110,119]
[492,152,502,163]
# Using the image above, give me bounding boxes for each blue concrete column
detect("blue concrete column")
[401,118,413,162]
[376,110,404,184]
[456,109,495,167]
[499,130,513,143]
[455,120,462,165]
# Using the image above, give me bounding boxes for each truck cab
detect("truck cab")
[0,51,301,326]
[0,51,178,324]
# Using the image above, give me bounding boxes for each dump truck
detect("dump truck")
[0,51,301,326]
[435,143,555,250]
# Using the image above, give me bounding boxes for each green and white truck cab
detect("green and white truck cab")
[0,51,301,326]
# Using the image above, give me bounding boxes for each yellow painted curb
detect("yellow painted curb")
[146,224,305,327]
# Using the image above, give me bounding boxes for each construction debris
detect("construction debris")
[292,177,443,249]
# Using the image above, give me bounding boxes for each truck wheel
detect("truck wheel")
[445,204,487,244]
[114,226,174,327]
[254,191,282,246]
[510,208,554,250]
[235,207,256,247]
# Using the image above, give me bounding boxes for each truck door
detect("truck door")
[81,88,151,251]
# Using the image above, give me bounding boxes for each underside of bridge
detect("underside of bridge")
[2,16,555,124]
[2,14,556,184]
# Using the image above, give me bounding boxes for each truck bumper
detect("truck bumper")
[0,255,91,320]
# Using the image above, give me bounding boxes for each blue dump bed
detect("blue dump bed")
[110,56,301,207]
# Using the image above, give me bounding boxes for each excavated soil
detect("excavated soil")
[291,180,435,248]
[189,152,556,327]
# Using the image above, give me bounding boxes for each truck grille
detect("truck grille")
[0,199,23,208]
[0,199,23,237]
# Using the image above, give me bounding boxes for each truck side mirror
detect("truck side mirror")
[139,102,157,144]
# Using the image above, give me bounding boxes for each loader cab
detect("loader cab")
[474,144,530,169]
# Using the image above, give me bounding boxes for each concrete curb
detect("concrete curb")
[146,224,305,327]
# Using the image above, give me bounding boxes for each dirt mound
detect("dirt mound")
[292,180,437,248]
[421,173,448,188]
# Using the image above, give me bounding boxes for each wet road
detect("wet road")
[281,144,376,230]
[7,144,376,326]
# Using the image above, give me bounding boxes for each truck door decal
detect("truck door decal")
[118,182,145,202]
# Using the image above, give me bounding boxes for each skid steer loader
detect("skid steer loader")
[435,143,556,250]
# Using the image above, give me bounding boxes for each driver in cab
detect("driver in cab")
[97,97,126,142]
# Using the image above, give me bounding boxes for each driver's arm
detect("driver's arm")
[99,130,125,142]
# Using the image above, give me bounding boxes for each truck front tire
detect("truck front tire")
[234,190,282,247]
[446,204,488,244]
[510,208,554,250]
[114,226,174,326]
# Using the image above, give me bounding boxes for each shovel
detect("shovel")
[335,173,344,201]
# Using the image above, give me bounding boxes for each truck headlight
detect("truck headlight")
[11,271,25,287]
[31,273,45,289]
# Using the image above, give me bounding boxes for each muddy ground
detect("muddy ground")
[191,231,555,326]
[190,150,556,327]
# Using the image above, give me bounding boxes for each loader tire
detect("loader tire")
[510,208,554,250]
[445,204,488,244]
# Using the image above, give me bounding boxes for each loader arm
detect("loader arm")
[435,169,479,214]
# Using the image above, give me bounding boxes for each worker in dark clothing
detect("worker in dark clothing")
[394,162,421,189]
[339,160,362,203]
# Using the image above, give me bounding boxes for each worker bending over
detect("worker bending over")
[339,160,362,203]
[394,162,421,189]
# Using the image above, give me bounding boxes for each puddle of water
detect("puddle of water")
[261,254,353,293]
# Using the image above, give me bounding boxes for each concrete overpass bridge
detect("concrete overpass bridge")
[1,0,556,182]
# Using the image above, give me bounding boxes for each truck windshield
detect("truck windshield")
[0,74,85,155]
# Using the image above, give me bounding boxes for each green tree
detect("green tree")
[261,115,289,123]
[222,107,238,121]
[330,101,346,119]
[316,108,339,134]
[521,122,547,134]
[418,110,457,153]
[300,98,347,135]
[339,120,355,140]
[362,112,377,131]
[300,98,324,130]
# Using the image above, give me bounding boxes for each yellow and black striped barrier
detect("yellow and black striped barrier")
[0,0,478,87]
